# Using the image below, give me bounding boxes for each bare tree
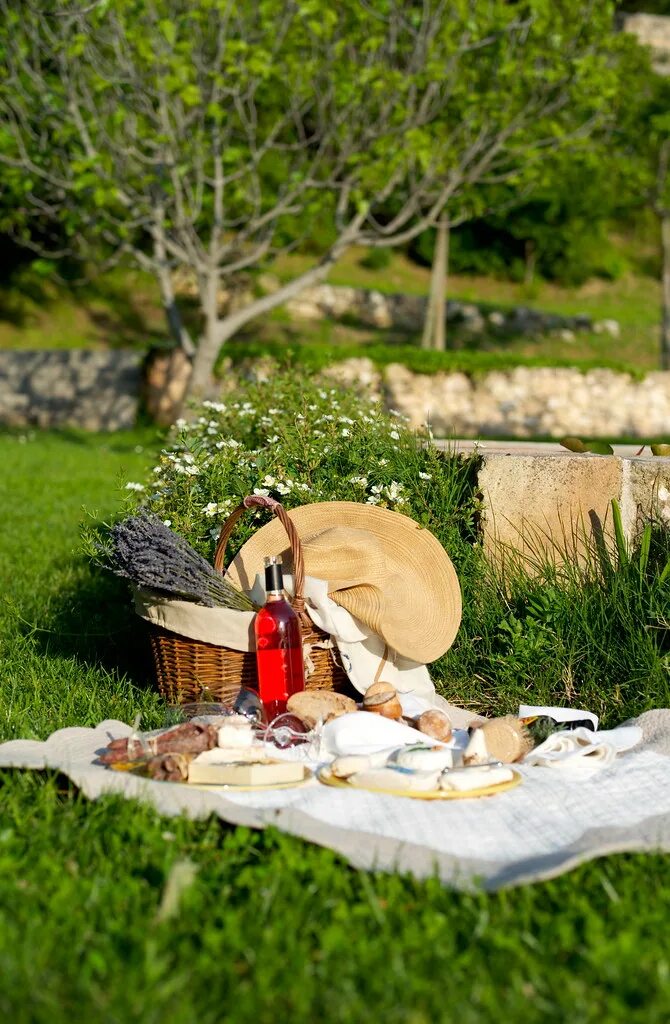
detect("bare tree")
[0,0,616,403]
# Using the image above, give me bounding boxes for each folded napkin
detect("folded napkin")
[523,725,642,775]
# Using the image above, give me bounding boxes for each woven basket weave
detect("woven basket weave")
[148,494,349,706]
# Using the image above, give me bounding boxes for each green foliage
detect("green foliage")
[359,247,392,272]
[0,0,639,366]
[127,377,480,564]
[224,338,646,380]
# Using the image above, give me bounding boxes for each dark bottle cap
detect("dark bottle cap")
[264,555,284,594]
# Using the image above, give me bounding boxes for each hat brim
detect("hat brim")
[224,502,462,663]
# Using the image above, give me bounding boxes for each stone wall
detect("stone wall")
[0,350,141,430]
[623,13,670,76]
[322,358,670,440]
[3,347,669,440]
[284,282,620,339]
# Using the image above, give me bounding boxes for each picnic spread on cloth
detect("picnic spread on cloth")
[2,494,670,890]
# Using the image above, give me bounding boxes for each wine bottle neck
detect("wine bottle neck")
[264,559,284,594]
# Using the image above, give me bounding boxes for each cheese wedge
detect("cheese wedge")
[187,759,306,787]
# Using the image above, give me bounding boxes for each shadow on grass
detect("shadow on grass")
[33,564,155,689]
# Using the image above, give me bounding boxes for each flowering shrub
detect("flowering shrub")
[124,374,480,565]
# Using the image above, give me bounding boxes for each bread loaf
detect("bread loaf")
[287,690,357,728]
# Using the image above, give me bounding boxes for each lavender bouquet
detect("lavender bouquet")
[109,514,255,610]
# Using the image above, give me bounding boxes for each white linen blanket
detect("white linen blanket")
[2,710,670,891]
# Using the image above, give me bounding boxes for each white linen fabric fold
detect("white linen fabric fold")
[523,726,642,775]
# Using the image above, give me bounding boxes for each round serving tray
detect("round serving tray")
[317,766,522,800]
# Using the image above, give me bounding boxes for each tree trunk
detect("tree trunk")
[661,212,670,371]
[420,284,435,350]
[153,214,195,357]
[524,239,536,288]
[432,216,449,352]
[181,231,365,406]
[421,215,449,351]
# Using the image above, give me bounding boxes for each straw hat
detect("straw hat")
[225,502,461,664]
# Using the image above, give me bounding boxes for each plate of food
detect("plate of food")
[109,755,314,791]
[317,762,522,800]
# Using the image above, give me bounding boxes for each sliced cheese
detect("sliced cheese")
[188,759,306,787]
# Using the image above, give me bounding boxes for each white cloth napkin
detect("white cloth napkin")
[523,725,642,776]
[319,711,470,759]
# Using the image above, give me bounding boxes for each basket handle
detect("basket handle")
[213,495,306,612]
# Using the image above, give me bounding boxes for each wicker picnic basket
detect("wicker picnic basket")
[148,495,350,706]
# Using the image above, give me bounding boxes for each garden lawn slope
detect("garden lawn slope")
[1,427,670,1023]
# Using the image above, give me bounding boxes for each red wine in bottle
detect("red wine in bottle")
[254,556,306,720]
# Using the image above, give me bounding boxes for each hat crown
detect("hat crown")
[226,501,462,663]
[301,527,388,587]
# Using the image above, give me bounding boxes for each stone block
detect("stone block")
[476,451,623,567]
[623,458,670,534]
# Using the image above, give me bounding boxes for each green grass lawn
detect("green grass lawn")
[1,428,670,1022]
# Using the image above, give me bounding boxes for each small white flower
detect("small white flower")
[378,458,388,467]
[268,408,281,415]
[276,481,293,495]
[262,475,277,487]
[340,428,351,438]
[658,486,669,503]
[308,404,317,411]
[253,488,271,497]
[202,501,231,517]
[349,476,368,487]
[266,435,280,444]
[419,472,432,481]
[370,484,383,495]
[339,417,354,425]
[295,482,311,492]
[175,418,187,430]
[366,495,381,505]
[203,401,226,413]
[384,481,404,501]
[390,430,400,440]
[163,519,172,527]
[125,482,145,492]
[318,391,328,399]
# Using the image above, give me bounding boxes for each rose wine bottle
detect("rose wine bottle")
[254,556,306,720]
